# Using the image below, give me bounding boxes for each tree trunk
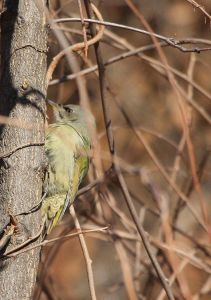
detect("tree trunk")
[0,1,47,299]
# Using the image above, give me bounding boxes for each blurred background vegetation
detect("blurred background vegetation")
[34,1,211,299]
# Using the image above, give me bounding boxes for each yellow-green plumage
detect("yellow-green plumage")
[42,101,93,234]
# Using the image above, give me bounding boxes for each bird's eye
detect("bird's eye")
[64,106,73,113]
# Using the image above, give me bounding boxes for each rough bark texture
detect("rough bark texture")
[0,1,47,299]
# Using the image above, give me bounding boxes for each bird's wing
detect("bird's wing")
[43,193,67,235]
[43,137,90,234]
[69,152,89,202]
[57,144,90,220]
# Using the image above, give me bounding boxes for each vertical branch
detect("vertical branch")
[83,0,114,156]
[171,53,196,221]
[83,1,175,299]
[115,240,138,300]
[0,1,47,299]
[77,0,88,57]
[70,206,97,300]
[125,0,210,237]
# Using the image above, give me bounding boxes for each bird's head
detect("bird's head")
[46,99,95,129]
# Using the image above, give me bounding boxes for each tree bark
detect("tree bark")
[0,1,47,299]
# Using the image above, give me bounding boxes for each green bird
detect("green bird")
[42,100,93,234]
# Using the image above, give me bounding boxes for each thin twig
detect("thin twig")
[77,0,88,56]
[171,53,196,226]
[83,1,175,299]
[2,224,44,258]
[185,0,211,24]
[52,18,211,53]
[2,226,108,259]
[115,240,138,300]
[157,254,195,300]
[113,98,206,232]
[114,160,175,300]
[125,0,210,237]
[49,46,211,125]
[46,3,105,85]
[70,205,97,300]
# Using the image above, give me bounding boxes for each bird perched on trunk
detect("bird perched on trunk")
[42,100,94,234]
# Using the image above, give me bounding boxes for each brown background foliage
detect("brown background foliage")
[34,1,211,299]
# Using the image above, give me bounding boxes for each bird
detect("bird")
[42,100,94,234]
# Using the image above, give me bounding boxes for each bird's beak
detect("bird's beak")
[46,99,60,123]
[46,99,59,110]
